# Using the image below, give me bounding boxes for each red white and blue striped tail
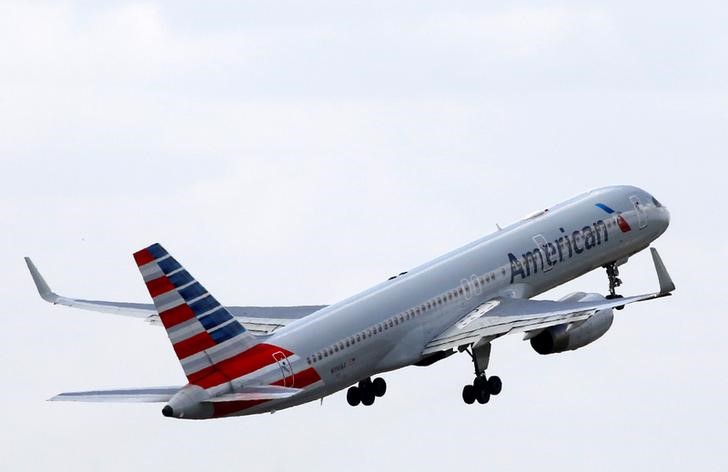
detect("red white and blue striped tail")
[133,243,260,384]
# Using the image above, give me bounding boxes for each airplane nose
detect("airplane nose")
[655,206,670,234]
[162,405,174,417]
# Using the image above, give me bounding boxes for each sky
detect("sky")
[1,1,727,470]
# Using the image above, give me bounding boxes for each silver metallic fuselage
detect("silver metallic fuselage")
[237,185,670,415]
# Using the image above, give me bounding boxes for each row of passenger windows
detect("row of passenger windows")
[305,270,501,365]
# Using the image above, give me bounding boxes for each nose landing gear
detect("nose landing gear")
[603,261,625,310]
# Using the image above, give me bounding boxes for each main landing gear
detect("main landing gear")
[603,261,625,310]
[461,339,502,405]
[347,377,386,407]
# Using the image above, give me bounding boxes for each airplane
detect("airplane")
[26,185,674,419]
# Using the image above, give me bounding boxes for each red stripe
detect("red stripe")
[186,365,218,384]
[272,367,321,388]
[159,304,195,329]
[212,399,266,418]
[146,276,176,298]
[216,344,294,382]
[192,343,293,389]
[133,249,155,266]
[173,332,216,359]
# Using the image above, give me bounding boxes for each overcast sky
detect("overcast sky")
[2,1,727,470]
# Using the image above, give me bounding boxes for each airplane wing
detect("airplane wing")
[50,386,182,403]
[422,248,675,355]
[25,257,326,335]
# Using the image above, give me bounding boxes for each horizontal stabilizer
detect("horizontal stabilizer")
[50,386,182,403]
[206,386,301,402]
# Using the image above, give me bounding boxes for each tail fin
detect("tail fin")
[133,243,260,384]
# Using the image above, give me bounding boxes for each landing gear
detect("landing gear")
[603,261,625,310]
[346,377,387,407]
[461,339,503,405]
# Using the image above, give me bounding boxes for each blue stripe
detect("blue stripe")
[157,257,181,274]
[209,322,245,344]
[147,244,167,259]
[198,308,232,330]
[189,296,219,315]
[167,270,193,288]
[595,203,615,214]
[179,282,206,301]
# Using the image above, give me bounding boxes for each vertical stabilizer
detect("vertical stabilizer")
[133,243,260,385]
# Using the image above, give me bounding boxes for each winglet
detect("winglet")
[24,257,59,303]
[650,248,675,295]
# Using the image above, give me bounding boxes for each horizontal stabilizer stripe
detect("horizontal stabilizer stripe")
[159,304,196,328]
[133,249,155,267]
[146,276,176,298]
[174,332,216,359]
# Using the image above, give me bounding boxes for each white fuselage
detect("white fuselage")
[234,185,670,415]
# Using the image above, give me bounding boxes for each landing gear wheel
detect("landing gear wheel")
[475,385,490,404]
[488,376,502,395]
[361,388,375,406]
[462,385,475,404]
[346,386,360,406]
[372,377,387,397]
[606,293,625,310]
[473,375,487,389]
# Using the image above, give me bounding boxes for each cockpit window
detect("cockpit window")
[651,196,663,208]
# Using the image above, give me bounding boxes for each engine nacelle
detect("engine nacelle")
[530,293,614,355]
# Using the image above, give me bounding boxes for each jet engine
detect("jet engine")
[529,293,614,355]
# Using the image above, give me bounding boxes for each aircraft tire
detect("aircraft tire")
[475,385,490,404]
[361,389,375,406]
[488,376,502,396]
[347,386,361,406]
[462,385,476,404]
[372,377,387,397]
